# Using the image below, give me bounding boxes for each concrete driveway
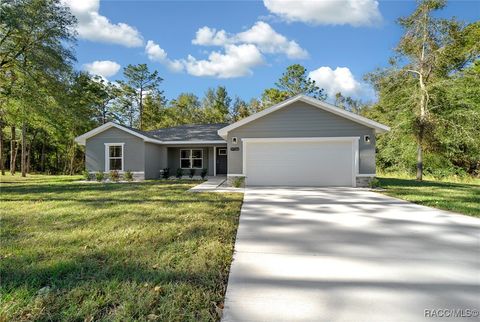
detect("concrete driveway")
[222,187,480,322]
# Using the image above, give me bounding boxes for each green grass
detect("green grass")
[0,174,243,321]
[377,174,480,217]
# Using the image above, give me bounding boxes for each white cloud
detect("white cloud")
[191,21,308,59]
[145,40,183,72]
[183,44,264,78]
[192,27,230,46]
[62,0,143,47]
[309,66,372,99]
[83,60,121,78]
[147,21,304,78]
[263,0,382,27]
[236,22,308,59]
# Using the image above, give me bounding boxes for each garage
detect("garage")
[243,138,358,187]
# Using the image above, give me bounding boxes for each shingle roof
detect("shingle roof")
[146,123,228,141]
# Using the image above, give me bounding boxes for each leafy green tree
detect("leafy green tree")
[202,86,231,123]
[261,88,289,108]
[394,0,472,180]
[276,64,326,99]
[118,64,163,130]
[0,0,76,176]
[366,4,479,178]
[168,93,202,126]
[142,92,167,130]
[231,97,250,121]
[334,92,365,114]
[261,64,326,108]
[248,98,263,114]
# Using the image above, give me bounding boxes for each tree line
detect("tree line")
[0,0,478,179]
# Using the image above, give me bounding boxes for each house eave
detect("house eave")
[74,122,164,146]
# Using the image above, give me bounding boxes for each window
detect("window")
[232,137,238,144]
[218,148,227,155]
[105,143,124,171]
[180,149,203,169]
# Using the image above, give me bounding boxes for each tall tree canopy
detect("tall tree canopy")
[261,64,326,108]
[0,0,77,176]
[118,64,163,130]
[366,1,479,179]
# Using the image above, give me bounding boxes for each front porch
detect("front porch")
[165,145,227,177]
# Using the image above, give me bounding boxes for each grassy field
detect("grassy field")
[377,174,480,217]
[0,175,243,321]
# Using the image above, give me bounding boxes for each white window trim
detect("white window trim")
[180,149,203,169]
[218,148,227,155]
[104,143,124,172]
[241,137,360,187]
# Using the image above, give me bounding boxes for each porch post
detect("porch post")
[213,146,217,177]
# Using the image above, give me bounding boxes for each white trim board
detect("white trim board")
[179,148,204,170]
[75,122,163,145]
[218,94,390,138]
[104,143,125,172]
[162,140,226,145]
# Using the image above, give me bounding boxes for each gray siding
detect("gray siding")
[144,143,167,179]
[227,101,376,174]
[86,127,145,173]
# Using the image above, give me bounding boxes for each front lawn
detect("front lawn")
[377,176,480,217]
[0,175,243,321]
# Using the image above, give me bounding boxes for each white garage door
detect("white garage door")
[244,139,355,187]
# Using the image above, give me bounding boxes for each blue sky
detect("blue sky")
[68,0,480,103]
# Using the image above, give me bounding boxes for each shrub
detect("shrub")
[189,169,196,179]
[231,176,245,188]
[162,168,170,179]
[200,168,208,180]
[110,170,120,182]
[124,170,134,182]
[95,171,104,182]
[176,168,183,179]
[368,177,380,189]
[82,170,90,181]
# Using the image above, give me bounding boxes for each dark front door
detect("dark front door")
[216,148,227,175]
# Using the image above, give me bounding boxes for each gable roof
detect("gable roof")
[147,123,228,142]
[74,122,162,145]
[74,122,227,145]
[217,94,390,138]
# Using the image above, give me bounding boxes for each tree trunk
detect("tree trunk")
[0,121,4,175]
[102,105,107,124]
[27,145,31,173]
[27,130,36,174]
[416,125,424,181]
[69,144,76,175]
[21,122,26,177]
[139,87,143,130]
[40,139,46,172]
[55,147,59,174]
[10,126,16,175]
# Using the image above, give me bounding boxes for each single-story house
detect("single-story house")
[75,94,390,187]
